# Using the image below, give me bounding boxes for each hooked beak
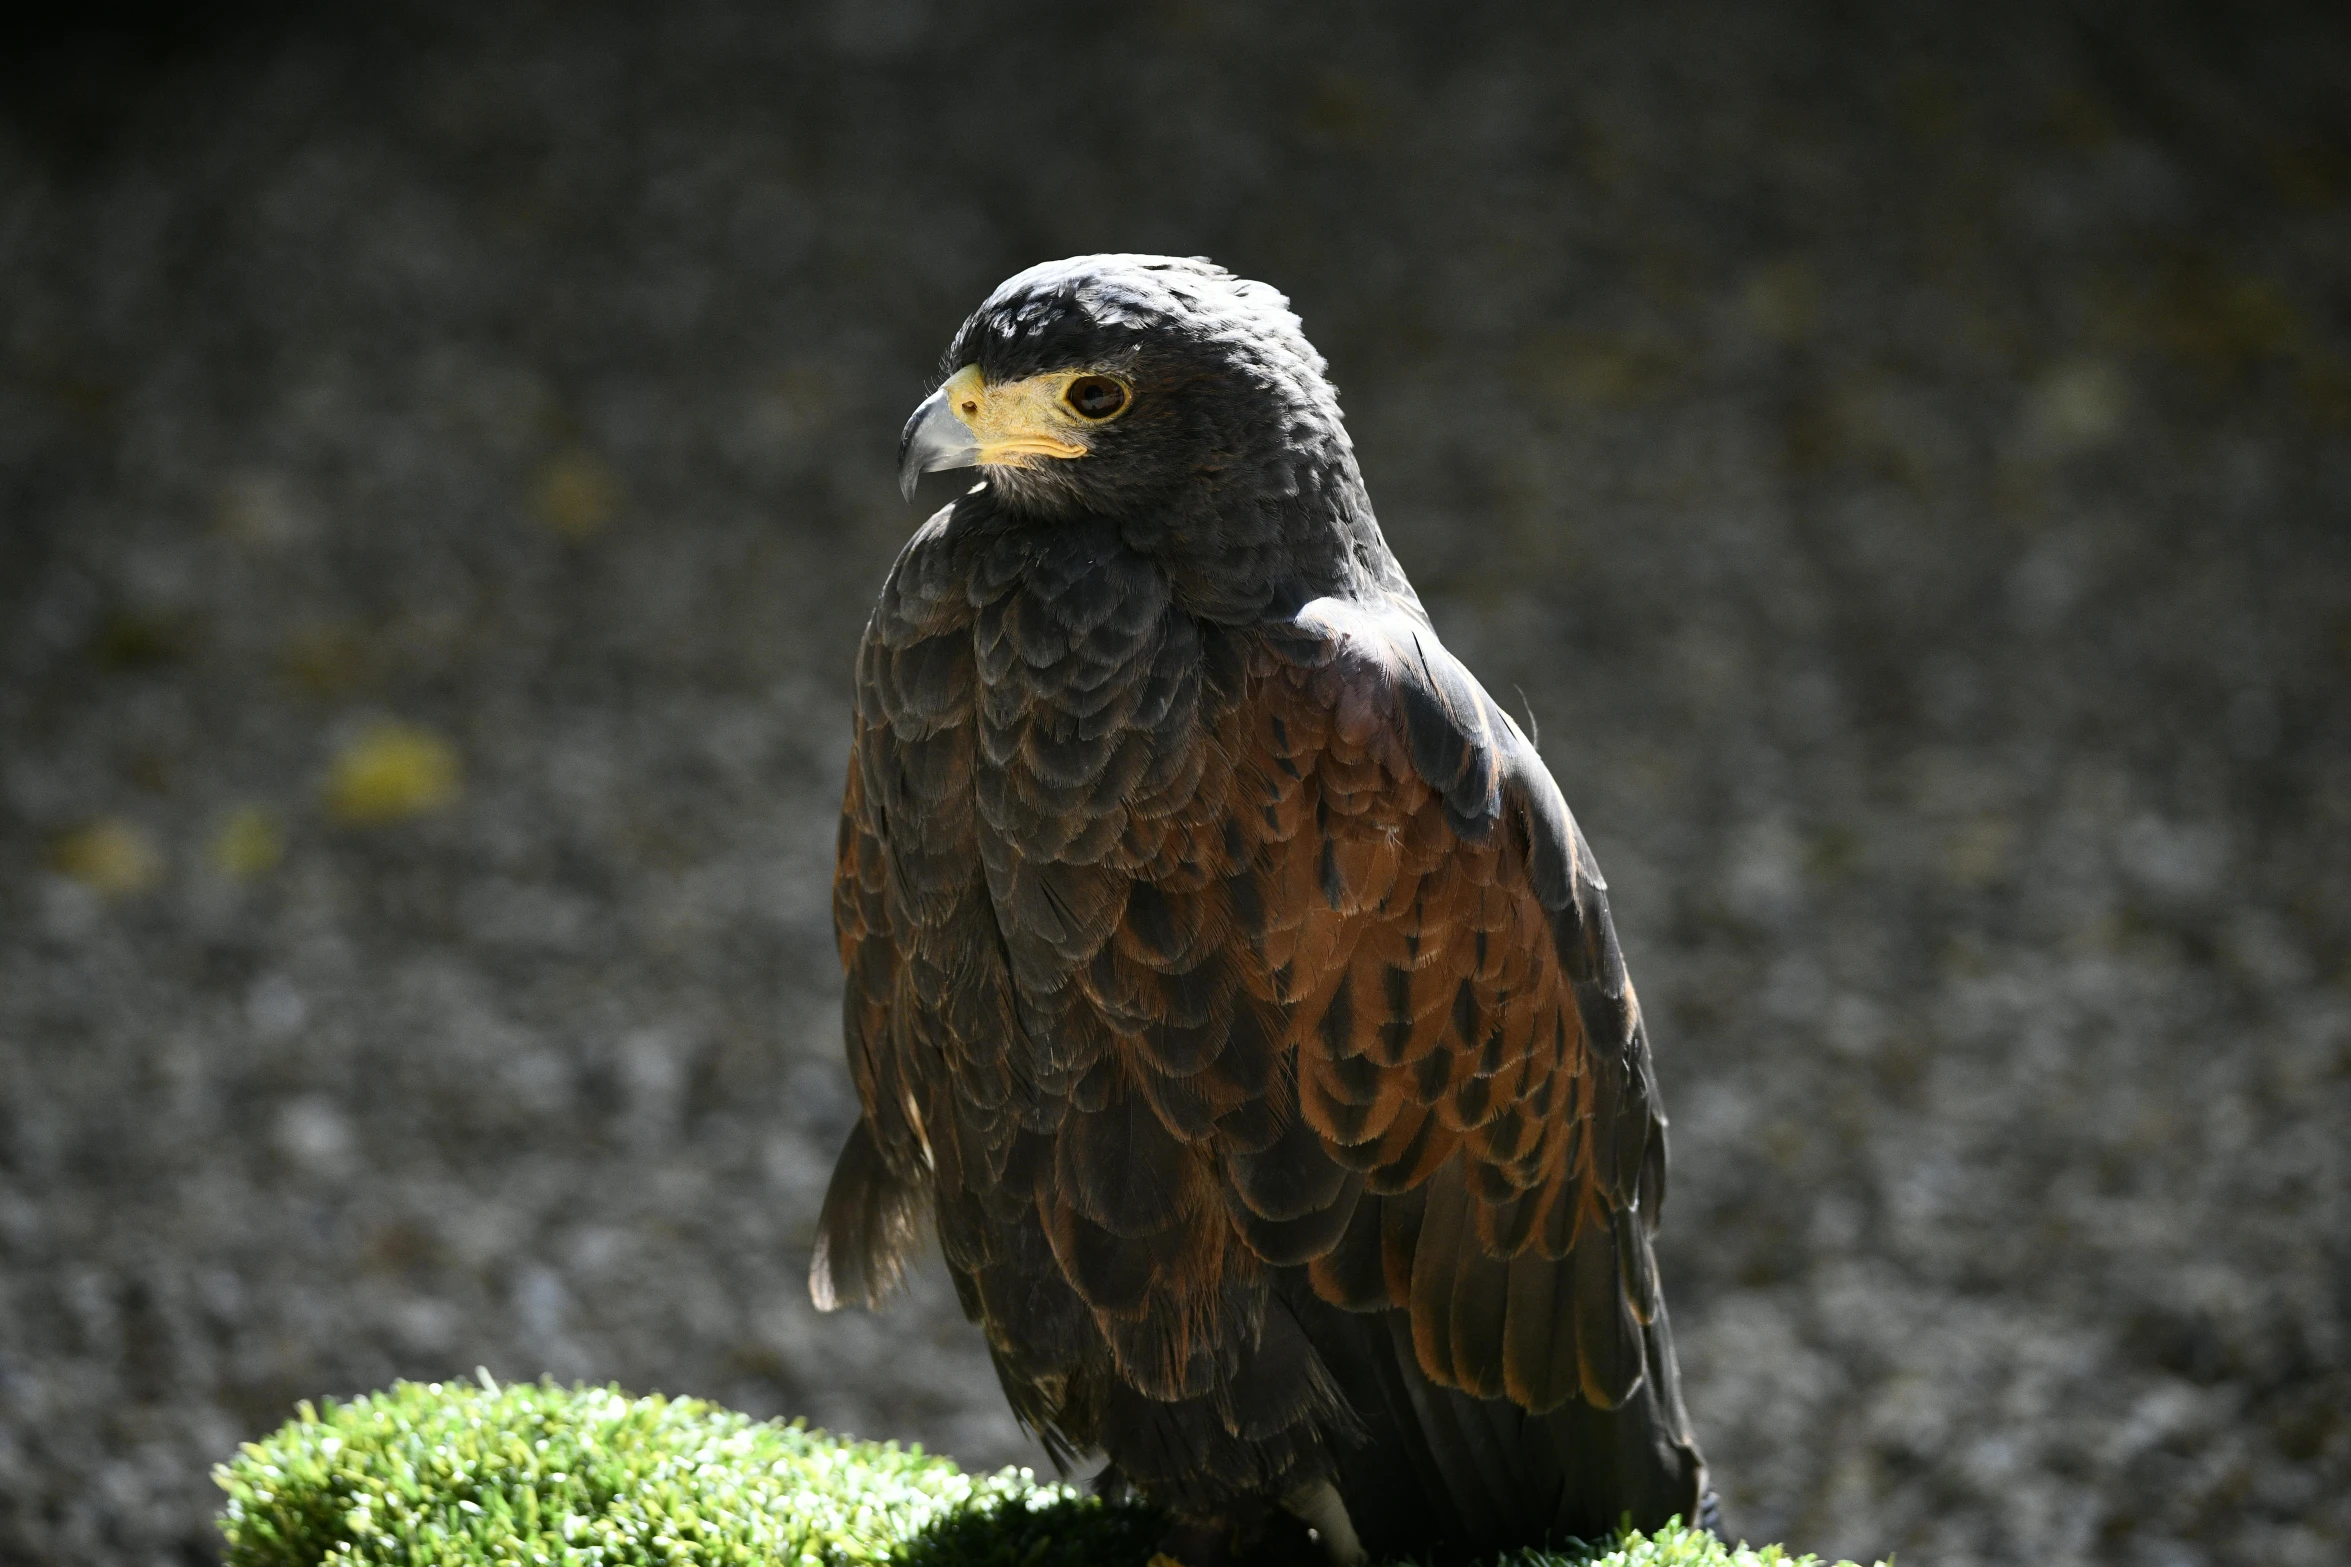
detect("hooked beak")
[897,384,980,502]
[894,364,1097,503]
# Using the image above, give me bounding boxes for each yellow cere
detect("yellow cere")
[939,364,1124,469]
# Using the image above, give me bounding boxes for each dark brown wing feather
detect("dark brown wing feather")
[808,732,924,1312]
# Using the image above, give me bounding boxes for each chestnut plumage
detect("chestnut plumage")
[815,256,1713,1563]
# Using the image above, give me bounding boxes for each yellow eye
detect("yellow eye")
[1064,376,1129,421]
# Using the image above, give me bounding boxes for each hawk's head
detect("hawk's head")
[898,255,1366,533]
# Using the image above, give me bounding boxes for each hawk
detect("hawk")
[811,256,1713,1565]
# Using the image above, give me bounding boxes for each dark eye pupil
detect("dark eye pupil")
[1067,377,1127,419]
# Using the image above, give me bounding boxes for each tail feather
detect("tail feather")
[1288,1284,1712,1563]
[810,1119,925,1311]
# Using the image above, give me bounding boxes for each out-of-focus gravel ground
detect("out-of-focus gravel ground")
[2,3,2346,1563]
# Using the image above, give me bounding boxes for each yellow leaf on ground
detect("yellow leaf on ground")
[51,819,163,897]
[211,805,286,879]
[532,452,618,539]
[328,723,461,823]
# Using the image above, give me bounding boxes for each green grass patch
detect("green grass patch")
[1459,1530,1880,1567]
[213,1376,1879,1567]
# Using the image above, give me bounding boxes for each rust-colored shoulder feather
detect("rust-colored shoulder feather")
[1218,597,1673,1419]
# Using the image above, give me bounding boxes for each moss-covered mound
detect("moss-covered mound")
[213,1377,1874,1567]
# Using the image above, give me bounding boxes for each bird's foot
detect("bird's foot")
[1148,1498,1320,1567]
[1282,1480,1368,1567]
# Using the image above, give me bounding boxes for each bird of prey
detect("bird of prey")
[811,255,1713,1566]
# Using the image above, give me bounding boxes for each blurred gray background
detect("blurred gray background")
[2,2,2346,1563]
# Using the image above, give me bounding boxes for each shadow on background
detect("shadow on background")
[1,3,2345,1564]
